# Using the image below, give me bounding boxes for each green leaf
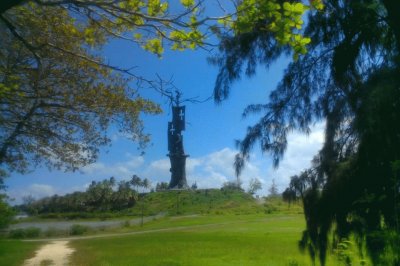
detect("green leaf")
[143,38,164,56]
[180,0,195,8]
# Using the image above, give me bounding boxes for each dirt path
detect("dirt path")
[23,241,74,266]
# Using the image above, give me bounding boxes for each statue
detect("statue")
[167,92,189,189]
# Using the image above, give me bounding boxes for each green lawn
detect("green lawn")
[70,214,340,266]
[0,239,42,266]
[1,213,368,265]
[0,193,361,266]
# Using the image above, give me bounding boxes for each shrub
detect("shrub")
[25,227,41,238]
[287,259,299,266]
[123,220,130,227]
[44,227,65,237]
[69,224,89,235]
[8,229,25,238]
[9,227,41,239]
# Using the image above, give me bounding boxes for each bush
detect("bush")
[264,201,278,214]
[8,229,25,238]
[69,224,89,235]
[122,220,130,227]
[25,227,41,238]
[9,227,41,239]
[44,227,65,237]
[287,259,299,266]
[0,194,15,230]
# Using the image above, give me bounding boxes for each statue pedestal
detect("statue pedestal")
[168,153,189,189]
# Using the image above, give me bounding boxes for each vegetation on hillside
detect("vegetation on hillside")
[16,176,147,217]
[14,177,302,221]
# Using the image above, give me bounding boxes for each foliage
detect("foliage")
[262,195,303,215]
[15,181,265,217]
[0,4,163,174]
[0,175,15,229]
[282,187,297,205]
[282,164,324,205]
[248,178,262,195]
[211,0,324,104]
[221,181,243,192]
[8,227,41,239]
[131,189,263,216]
[17,176,139,214]
[212,0,400,265]
[268,178,279,197]
[1,0,207,58]
[334,238,369,266]
[155,181,169,191]
[226,0,323,61]
[69,224,90,236]
[0,194,15,229]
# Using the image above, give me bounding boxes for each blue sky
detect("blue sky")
[6,29,324,204]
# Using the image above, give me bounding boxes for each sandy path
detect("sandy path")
[23,241,74,266]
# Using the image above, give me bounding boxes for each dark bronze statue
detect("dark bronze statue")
[167,94,188,189]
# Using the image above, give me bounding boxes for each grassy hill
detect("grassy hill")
[23,189,303,220]
[129,189,303,217]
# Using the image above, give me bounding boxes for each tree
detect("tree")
[268,179,278,197]
[282,187,296,205]
[0,5,162,174]
[1,0,207,57]
[86,177,116,211]
[247,178,262,195]
[221,181,243,191]
[113,180,137,210]
[212,1,400,265]
[0,175,14,229]
[130,174,142,192]
[18,176,141,214]
[0,194,14,229]
[0,0,213,175]
[141,178,151,192]
[156,181,169,191]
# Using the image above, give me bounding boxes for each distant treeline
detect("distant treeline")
[18,176,161,215]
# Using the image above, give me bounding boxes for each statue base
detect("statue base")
[167,153,189,189]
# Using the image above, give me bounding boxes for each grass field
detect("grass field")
[0,239,42,266]
[1,213,369,266]
[70,213,342,266]
[0,192,367,265]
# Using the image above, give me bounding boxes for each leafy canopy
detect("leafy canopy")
[212,0,400,265]
[228,0,322,60]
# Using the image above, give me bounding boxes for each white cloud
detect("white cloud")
[8,184,57,204]
[184,148,264,190]
[29,184,56,197]
[81,156,144,178]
